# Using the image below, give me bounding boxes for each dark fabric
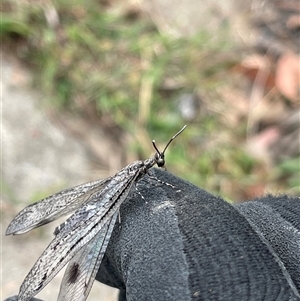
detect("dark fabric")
[97,168,300,301]
[5,169,300,301]
[236,196,300,293]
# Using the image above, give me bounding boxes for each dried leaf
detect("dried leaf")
[276,52,300,102]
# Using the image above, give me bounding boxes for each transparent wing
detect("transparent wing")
[58,210,118,301]
[6,177,112,235]
[17,172,136,301]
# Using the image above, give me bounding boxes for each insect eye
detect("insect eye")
[155,153,165,167]
[157,158,165,167]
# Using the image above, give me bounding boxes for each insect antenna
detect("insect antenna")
[152,125,187,167]
[161,125,187,155]
[152,125,187,156]
[152,141,162,156]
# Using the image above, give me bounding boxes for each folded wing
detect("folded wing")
[58,211,118,301]
[17,173,135,301]
[6,178,112,235]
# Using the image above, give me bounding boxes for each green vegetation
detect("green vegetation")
[276,157,300,194]
[2,0,298,200]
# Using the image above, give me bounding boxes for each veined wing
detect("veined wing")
[58,210,118,301]
[6,177,112,235]
[17,170,138,301]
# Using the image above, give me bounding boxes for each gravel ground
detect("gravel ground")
[1,52,118,301]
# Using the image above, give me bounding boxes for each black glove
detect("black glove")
[5,168,300,301]
[97,168,300,301]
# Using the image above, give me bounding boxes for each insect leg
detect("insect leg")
[145,171,178,190]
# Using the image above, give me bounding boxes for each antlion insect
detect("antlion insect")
[6,125,187,301]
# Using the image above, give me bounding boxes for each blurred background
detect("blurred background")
[1,0,299,300]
